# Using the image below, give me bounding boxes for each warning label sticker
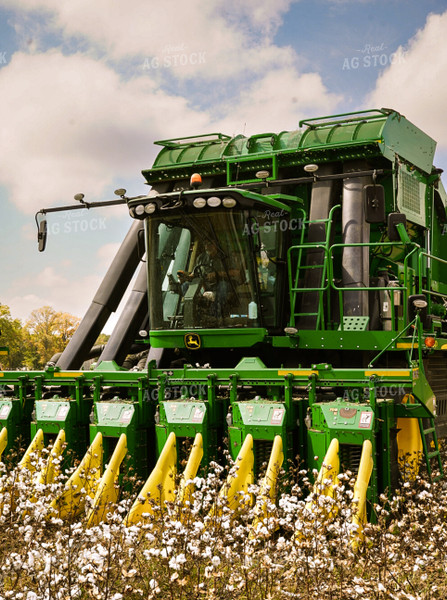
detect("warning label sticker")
[271,408,285,425]
[192,407,205,423]
[359,411,373,428]
[0,405,10,420]
[56,405,69,420]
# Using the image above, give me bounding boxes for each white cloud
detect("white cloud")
[1,0,301,81]
[97,242,122,268]
[368,11,447,152]
[6,264,102,320]
[216,67,342,135]
[0,50,210,214]
[4,239,143,329]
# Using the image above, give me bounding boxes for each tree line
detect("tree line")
[0,303,82,370]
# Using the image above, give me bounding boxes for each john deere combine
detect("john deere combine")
[1,108,447,530]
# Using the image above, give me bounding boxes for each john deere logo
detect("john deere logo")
[185,333,201,350]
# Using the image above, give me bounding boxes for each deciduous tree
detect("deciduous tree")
[0,303,26,369]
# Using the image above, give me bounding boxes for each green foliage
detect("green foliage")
[0,304,26,369]
[0,303,80,370]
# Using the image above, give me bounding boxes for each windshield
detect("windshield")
[147,207,284,330]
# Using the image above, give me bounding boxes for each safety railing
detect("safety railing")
[418,251,447,310]
[328,241,418,331]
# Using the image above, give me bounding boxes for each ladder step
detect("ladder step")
[297,264,326,270]
[427,451,440,459]
[423,427,436,435]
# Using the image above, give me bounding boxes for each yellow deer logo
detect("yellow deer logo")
[184,333,201,349]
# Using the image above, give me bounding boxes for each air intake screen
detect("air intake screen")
[397,167,426,226]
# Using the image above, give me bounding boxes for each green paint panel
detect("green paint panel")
[163,401,206,424]
[150,328,267,348]
[91,402,150,477]
[94,402,136,429]
[35,400,72,423]
[318,403,374,432]
[0,398,33,454]
[158,400,217,470]
[237,402,286,430]
[32,399,90,461]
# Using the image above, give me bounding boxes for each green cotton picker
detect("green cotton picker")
[1,108,446,539]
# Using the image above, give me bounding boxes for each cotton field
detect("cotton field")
[0,446,446,600]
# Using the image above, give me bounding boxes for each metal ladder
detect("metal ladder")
[289,206,339,329]
[418,417,444,481]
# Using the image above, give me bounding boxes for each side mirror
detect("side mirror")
[364,184,385,223]
[38,219,48,252]
[137,227,146,260]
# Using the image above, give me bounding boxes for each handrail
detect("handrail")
[418,251,447,309]
[299,109,392,129]
[328,241,419,331]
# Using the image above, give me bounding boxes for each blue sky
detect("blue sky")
[1,0,447,333]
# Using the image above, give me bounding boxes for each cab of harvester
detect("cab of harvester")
[0,108,446,530]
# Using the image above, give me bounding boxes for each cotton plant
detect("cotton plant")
[0,453,447,598]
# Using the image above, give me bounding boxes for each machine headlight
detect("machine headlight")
[145,202,157,214]
[193,197,207,208]
[222,197,236,208]
[135,204,145,216]
[207,196,221,207]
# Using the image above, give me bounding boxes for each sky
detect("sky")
[1,0,447,333]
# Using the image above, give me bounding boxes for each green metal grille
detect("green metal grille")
[339,444,362,473]
[254,439,273,475]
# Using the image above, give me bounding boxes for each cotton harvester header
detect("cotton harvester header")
[1,108,447,529]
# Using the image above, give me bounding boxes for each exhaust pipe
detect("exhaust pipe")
[96,262,149,367]
[341,161,371,318]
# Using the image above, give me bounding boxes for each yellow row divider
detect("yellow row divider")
[396,416,422,480]
[295,438,340,540]
[86,433,128,527]
[211,433,254,516]
[18,429,45,473]
[36,429,66,487]
[251,435,284,534]
[351,439,374,548]
[125,431,177,525]
[310,437,340,504]
[176,433,203,509]
[50,432,103,520]
[0,427,7,462]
